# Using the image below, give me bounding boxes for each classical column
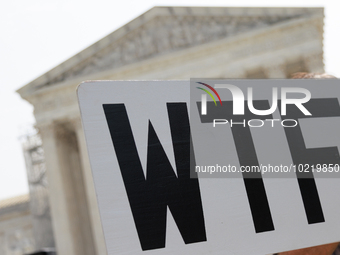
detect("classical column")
[38,123,76,255]
[74,118,107,255]
[39,121,96,255]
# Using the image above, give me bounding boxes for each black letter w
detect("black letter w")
[103,103,206,250]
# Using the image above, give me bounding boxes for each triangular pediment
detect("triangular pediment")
[20,6,323,91]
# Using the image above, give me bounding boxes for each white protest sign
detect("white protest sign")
[77,80,340,255]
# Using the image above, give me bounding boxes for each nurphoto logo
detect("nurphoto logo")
[196,81,312,128]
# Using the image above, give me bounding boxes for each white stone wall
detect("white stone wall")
[0,196,35,255]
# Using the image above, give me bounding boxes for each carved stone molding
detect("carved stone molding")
[46,14,303,86]
[34,92,76,114]
[22,134,55,249]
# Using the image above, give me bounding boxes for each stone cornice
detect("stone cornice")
[21,10,324,128]
[17,7,323,98]
[22,12,323,101]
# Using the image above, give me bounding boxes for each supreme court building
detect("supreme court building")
[17,6,325,255]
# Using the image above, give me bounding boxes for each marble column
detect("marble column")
[74,118,107,255]
[39,121,96,255]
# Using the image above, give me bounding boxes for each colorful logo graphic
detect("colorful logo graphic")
[196,82,222,106]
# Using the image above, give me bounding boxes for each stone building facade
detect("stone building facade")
[17,6,325,255]
[0,195,35,255]
[22,134,55,250]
